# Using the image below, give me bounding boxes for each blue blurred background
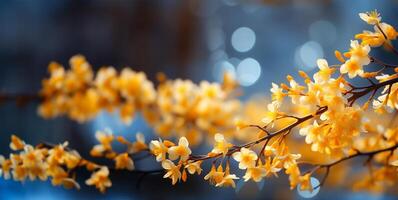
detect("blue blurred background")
[1,0,398,199]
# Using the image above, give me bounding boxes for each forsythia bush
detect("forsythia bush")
[1,10,398,196]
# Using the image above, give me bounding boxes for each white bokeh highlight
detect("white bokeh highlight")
[294,41,324,71]
[231,27,256,52]
[236,57,261,86]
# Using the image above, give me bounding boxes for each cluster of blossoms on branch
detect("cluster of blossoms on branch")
[0,135,109,192]
[38,55,240,145]
[1,10,398,196]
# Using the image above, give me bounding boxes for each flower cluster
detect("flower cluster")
[0,135,112,193]
[356,10,397,47]
[149,79,240,145]
[38,55,156,124]
[38,56,240,145]
[90,130,150,171]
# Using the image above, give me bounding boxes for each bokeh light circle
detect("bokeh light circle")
[295,41,324,70]
[231,27,256,52]
[236,57,261,86]
[297,177,320,198]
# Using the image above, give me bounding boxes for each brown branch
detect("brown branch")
[309,143,398,188]
[189,106,328,162]
[0,93,41,106]
[371,56,398,68]
[347,76,398,105]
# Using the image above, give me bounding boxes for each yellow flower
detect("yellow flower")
[47,143,67,164]
[95,67,119,103]
[261,101,280,125]
[216,173,239,188]
[233,147,258,169]
[359,10,381,25]
[355,31,384,47]
[119,102,135,125]
[129,133,148,153]
[204,164,224,185]
[347,40,371,65]
[49,167,80,190]
[90,130,114,157]
[119,68,156,105]
[376,23,398,40]
[10,135,25,151]
[0,156,12,179]
[313,59,334,84]
[340,57,364,78]
[298,173,313,191]
[68,89,100,123]
[222,71,238,91]
[243,165,266,182]
[263,145,276,157]
[19,146,48,181]
[161,159,181,185]
[184,161,202,175]
[199,81,225,99]
[211,133,232,156]
[264,157,282,177]
[63,151,81,169]
[168,137,192,162]
[285,164,301,189]
[270,83,285,103]
[114,153,134,171]
[149,139,169,162]
[216,165,239,188]
[12,165,27,181]
[85,167,112,193]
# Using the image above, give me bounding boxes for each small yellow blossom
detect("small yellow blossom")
[161,159,181,185]
[0,156,12,179]
[264,157,282,177]
[149,139,169,162]
[261,101,280,125]
[184,161,203,175]
[129,133,148,153]
[243,165,266,182]
[298,173,313,191]
[233,147,258,169]
[347,40,371,65]
[359,10,381,25]
[313,59,334,84]
[285,164,301,189]
[204,164,224,185]
[119,103,135,125]
[270,83,285,103]
[168,137,192,162]
[216,173,239,188]
[340,57,364,78]
[10,135,25,151]
[114,153,134,171]
[216,164,239,188]
[211,133,232,156]
[222,71,238,91]
[90,131,114,157]
[85,167,112,193]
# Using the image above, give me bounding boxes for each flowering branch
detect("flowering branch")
[1,9,398,196]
